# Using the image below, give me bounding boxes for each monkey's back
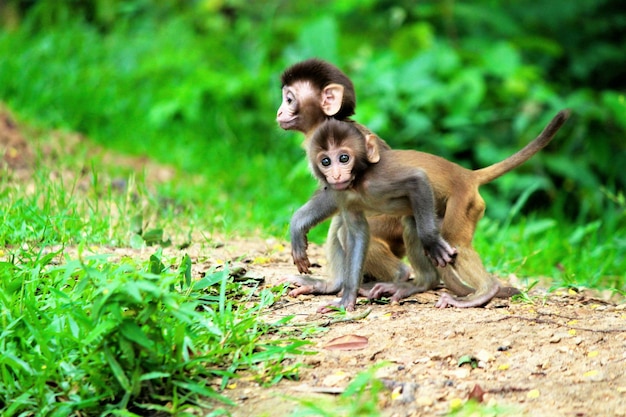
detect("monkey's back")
[383,149,474,193]
[338,150,453,217]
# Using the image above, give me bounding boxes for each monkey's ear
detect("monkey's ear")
[365,134,381,163]
[321,83,344,116]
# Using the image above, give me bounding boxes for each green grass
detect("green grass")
[474,186,625,292]
[4,249,305,414]
[0,17,310,237]
[1,145,312,415]
[0,243,308,415]
[478,216,625,290]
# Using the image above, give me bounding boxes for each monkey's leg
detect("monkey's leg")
[367,215,406,258]
[364,215,410,283]
[402,216,442,288]
[363,238,411,283]
[367,217,441,302]
[321,210,369,312]
[435,188,518,308]
[296,211,368,314]
[435,246,519,308]
[286,216,407,310]
[358,241,411,298]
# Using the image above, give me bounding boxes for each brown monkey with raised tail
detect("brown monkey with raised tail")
[278,58,570,307]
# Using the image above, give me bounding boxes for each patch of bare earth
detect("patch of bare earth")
[0,105,175,188]
[187,238,626,417]
[3,106,625,417]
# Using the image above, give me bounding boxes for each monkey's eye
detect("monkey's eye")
[339,154,350,163]
[320,157,331,167]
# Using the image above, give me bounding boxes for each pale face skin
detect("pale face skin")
[315,146,356,190]
[276,81,345,136]
[276,82,318,131]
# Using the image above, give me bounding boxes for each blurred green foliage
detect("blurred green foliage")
[0,0,624,232]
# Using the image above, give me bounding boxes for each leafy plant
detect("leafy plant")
[0,248,308,415]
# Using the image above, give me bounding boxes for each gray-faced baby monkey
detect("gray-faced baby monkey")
[290,119,457,312]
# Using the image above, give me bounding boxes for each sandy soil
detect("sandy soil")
[179,237,626,417]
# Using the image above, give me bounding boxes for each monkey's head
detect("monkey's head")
[308,119,380,191]
[277,59,356,134]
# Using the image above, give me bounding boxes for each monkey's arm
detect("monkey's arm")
[403,169,457,266]
[290,188,338,274]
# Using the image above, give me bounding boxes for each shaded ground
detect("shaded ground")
[3,107,625,416]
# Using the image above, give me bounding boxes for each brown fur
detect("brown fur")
[290,120,457,311]
[278,58,570,308]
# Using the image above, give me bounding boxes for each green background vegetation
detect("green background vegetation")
[0,0,624,415]
[2,0,624,228]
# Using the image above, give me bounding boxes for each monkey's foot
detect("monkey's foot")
[434,293,457,308]
[435,284,500,308]
[289,286,317,297]
[357,287,372,297]
[317,295,357,313]
[368,282,428,303]
[279,274,340,297]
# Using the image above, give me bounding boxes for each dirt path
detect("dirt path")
[175,237,626,417]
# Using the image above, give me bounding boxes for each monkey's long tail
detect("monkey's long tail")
[473,109,571,185]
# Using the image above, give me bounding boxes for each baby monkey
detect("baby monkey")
[290,119,457,312]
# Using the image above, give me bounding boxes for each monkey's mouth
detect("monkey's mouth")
[277,116,298,130]
[329,180,352,191]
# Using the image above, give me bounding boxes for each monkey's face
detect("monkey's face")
[276,85,300,130]
[277,80,345,135]
[315,147,357,190]
[277,82,323,131]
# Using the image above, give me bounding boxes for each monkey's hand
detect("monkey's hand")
[290,231,311,274]
[291,249,311,274]
[423,237,457,268]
